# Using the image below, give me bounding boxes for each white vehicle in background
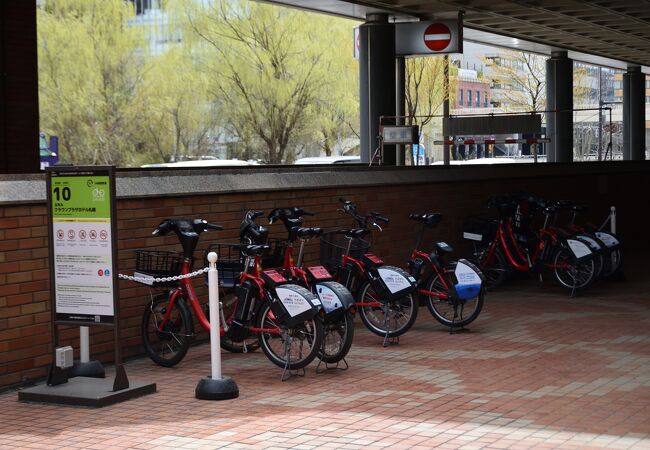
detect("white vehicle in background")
[293,156,361,164]
[141,159,257,168]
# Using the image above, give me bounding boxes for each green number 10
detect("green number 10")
[53,186,71,201]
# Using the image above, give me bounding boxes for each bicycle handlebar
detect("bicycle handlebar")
[152,218,222,236]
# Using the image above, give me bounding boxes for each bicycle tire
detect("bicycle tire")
[551,246,596,291]
[470,244,508,290]
[357,281,417,338]
[141,293,194,367]
[425,262,484,328]
[255,302,324,370]
[219,292,260,353]
[318,311,355,364]
[601,247,623,277]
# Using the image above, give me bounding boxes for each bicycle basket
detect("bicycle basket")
[204,243,245,289]
[319,230,371,274]
[134,250,185,287]
[462,216,497,244]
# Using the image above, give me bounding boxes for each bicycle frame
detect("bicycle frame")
[409,249,451,300]
[482,217,570,272]
[339,250,382,308]
[156,256,281,337]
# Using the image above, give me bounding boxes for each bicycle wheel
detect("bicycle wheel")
[552,246,596,291]
[141,293,194,367]
[425,262,484,328]
[256,302,323,370]
[357,282,417,338]
[601,248,623,277]
[469,244,508,290]
[318,311,355,364]
[219,292,260,353]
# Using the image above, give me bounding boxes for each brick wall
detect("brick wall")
[0,169,646,389]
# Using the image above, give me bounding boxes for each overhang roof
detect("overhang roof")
[268,0,650,72]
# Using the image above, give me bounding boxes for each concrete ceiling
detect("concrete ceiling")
[269,0,650,71]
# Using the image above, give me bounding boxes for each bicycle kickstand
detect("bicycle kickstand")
[315,341,350,373]
[315,357,349,374]
[381,304,399,347]
[280,335,306,382]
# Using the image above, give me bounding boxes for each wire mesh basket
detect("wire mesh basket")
[204,243,245,288]
[134,250,186,287]
[320,231,371,274]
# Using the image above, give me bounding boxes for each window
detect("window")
[614,80,622,89]
[459,89,463,107]
[646,96,650,103]
[484,93,488,107]
[646,79,650,89]
[467,90,472,107]
[476,91,481,107]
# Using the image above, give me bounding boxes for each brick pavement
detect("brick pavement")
[2,272,650,449]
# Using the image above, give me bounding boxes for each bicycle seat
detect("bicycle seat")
[435,241,453,254]
[239,244,271,257]
[409,212,443,226]
[291,227,323,240]
[335,228,371,239]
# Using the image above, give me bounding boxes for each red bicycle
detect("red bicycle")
[465,196,596,294]
[267,207,355,366]
[138,217,324,371]
[407,213,485,330]
[321,198,417,344]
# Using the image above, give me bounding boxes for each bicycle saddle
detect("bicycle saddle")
[409,212,443,226]
[335,228,371,239]
[239,244,271,257]
[290,227,323,240]
[435,241,453,254]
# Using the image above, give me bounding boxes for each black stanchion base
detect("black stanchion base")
[68,360,105,379]
[195,376,239,400]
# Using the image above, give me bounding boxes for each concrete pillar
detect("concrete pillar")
[546,51,573,163]
[623,66,646,161]
[359,14,395,164]
[395,56,405,165]
[0,1,40,173]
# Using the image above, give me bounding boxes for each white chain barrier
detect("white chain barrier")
[118,267,209,285]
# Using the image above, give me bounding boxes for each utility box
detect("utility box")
[55,346,74,369]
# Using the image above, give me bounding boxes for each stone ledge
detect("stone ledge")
[1,161,647,205]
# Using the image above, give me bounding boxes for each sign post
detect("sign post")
[19,166,155,406]
[45,166,127,389]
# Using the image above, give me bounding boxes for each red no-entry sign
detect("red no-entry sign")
[423,23,452,52]
[395,17,462,56]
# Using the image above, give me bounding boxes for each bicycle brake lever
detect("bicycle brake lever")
[152,229,159,235]
[372,222,383,232]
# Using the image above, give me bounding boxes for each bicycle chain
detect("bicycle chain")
[118,267,210,284]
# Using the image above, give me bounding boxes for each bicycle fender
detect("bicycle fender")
[370,266,416,302]
[314,281,354,321]
[564,238,593,262]
[272,284,321,328]
[594,231,621,250]
[454,259,484,300]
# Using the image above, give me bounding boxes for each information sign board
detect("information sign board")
[47,167,117,325]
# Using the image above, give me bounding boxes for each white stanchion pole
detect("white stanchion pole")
[195,252,239,400]
[80,326,90,363]
[207,252,221,380]
[610,206,616,234]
